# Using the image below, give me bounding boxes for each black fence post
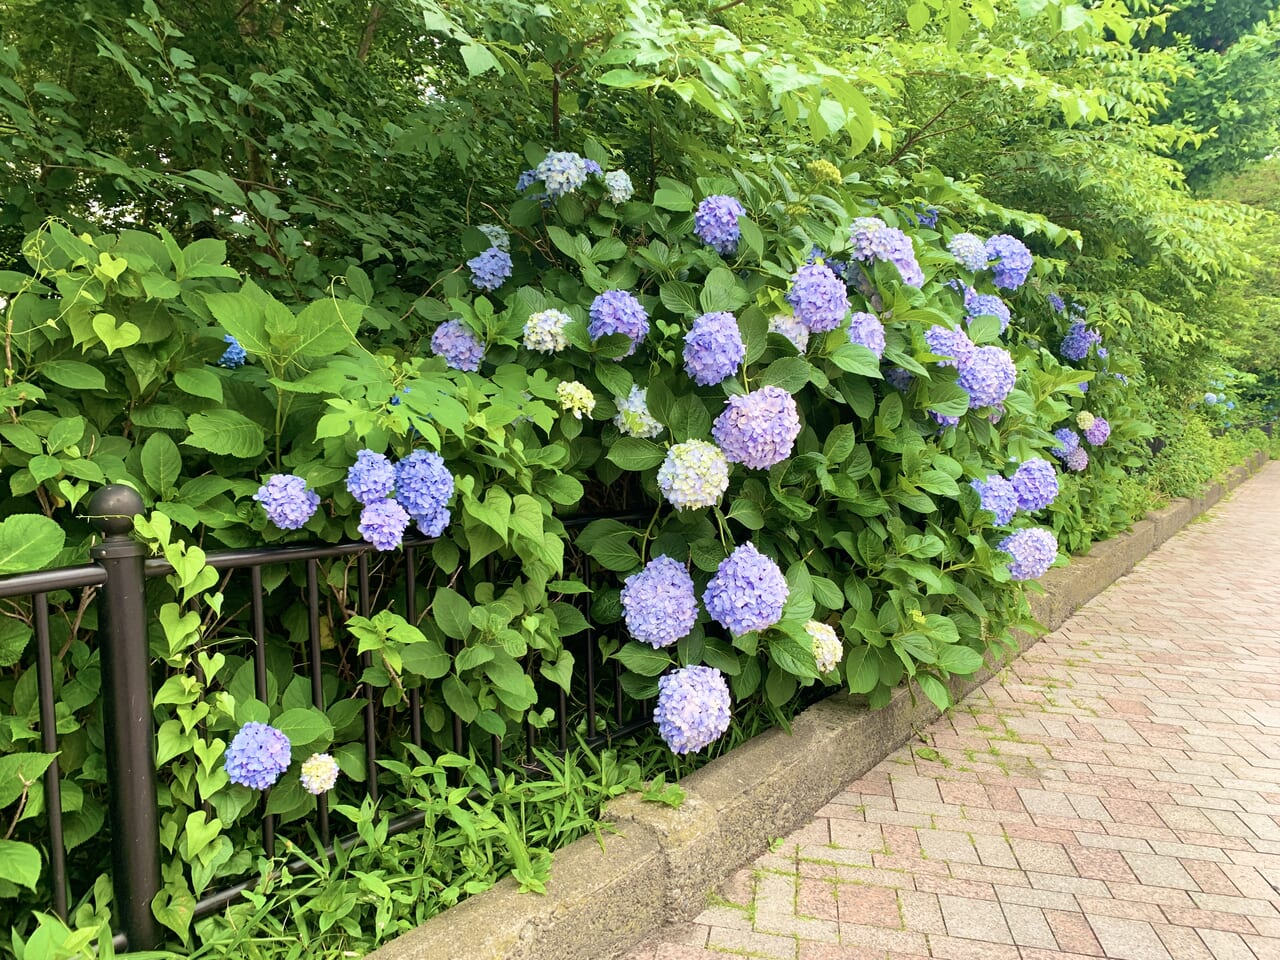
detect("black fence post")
[88,485,161,952]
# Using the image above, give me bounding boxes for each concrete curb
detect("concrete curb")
[368,450,1270,960]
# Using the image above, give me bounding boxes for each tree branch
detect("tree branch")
[358,4,385,63]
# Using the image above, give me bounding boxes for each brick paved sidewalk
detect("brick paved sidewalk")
[626,462,1280,960]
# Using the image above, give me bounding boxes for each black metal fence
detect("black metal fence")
[0,485,650,951]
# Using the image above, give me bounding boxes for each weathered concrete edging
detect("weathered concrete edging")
[369,450,1269,960]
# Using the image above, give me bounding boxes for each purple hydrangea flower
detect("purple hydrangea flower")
[703,542,789,636]
[1051,428,1080,458]
[998,528,1058,581]
[225,722,292,790]
[1084,417,1110,446]
[299,753,340,795]
[1047,293,1066,313]
[654,665,732,754]
[621,556,698,648]
[963,288,1011,333]
[948,233,989,272]
[394,450,454,537]
[848,311,887,358]
[885,367,914,392]
[1065,446,1090,471]
[254,474,320,530]
[971,475,1019,525]
[958,346,1017,409]
[684,312,746,386]
[516,169,539,192]
[1078,381,1089,394]
[849,217,924,286]
[694,195,745,255]
[768,313,810,352]
[583,158,603,177]
[534,151,590,198]
[712,386,802,470]
[1010,458,1059,512]
[786,262,849,333]
[218,334,247,368]
[916,207,940,228]
[588,290,649,358]
[985,234,1033,290]
[657,440,730,510]
[932,411,961,428]
[346,450,395,506]
[358,499,411,551]
[467,246,512,292]
[925,325,975,368]
[1060,321,1102,361]
[431,319,485,372]
[849,217,888,261]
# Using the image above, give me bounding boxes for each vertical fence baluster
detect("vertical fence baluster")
[358,555,378,802]
[249,567,276,859]
[33,593,67,920]
[584,556,598,740]
[87,485,160,952]
[404,547,422,750]
[305,560,329,846]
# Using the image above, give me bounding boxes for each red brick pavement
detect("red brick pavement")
[625,462,1280,960]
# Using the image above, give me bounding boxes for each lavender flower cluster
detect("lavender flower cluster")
[786,262,849,333]
[998,527,1058,581]
[768,313,810,352]
[703,542,789,636]
[963,287,1011,334]
[694,195,745,255]
[849,217,924,287]
[655,665,732,754]
[431,319,485,372]
[948,232,989,272]
[684,312,746,386]
[1060,321,1103,361]
[712,386,802,469]
[467,246,512,292]
[1050,429,1090,472]
[1010,458,1059,512]
[336,448,455,548]
[621,555,698,648]
[925,325,1016,411]
[588,290,649,358]
[225,722,341,795]
[970,475,1019,525]
[218,334,247,368]
[1084,416,1110,446]
[985,234,1033,290]
[848,311,887,358]
[254,475,321,530]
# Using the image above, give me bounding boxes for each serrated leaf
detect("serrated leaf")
[174,368,224,403]
[184,411,265,458]
[142,432,182,496]
[0,515,65,575]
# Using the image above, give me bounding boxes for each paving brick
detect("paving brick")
[1045,908,1105,955]
[1086,914,1174,960]
[835,883,899,927]
[939,893,1015,943]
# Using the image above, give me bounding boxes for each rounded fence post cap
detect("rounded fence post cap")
[86,484,145,536]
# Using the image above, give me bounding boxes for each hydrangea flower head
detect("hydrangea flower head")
[1010,458,1058,512]
[684,312,746,386]
[467,246,512,292]
[431,319,485,372]
[299,753,340,795]
[786,262,849,333]
[358,499,411,551]
[1084,417,1110,446]
[603,170,634,203]
[1065,446,1090,471]
[534,151,590,198]
[1076,411,1096,431]
[1060,321,1102,361]
[588,290,649,358]
[806,620,843,674]
[703,542,789,636]
[477,224,510,252]
[932,411,961,428]
[394,450,454,537]
[654,665,732,754]
[985,234,1033,290]
[971,475,1019,525]
[925,325,975,368]
[948,233,989,272]
[1204,392,1218,405]
[848,311,886,358]
[516,169,539,193]
[657,440,730,510]
[807,159,843,185]
[998,528,1058,581]
[885,367,914,392]
[959,346,1017,409]
[1047,293,1065,313]
[346,449,395,505]
[1051,428,1080,459]
[712,386,802,470]
[614,385,663,438]
[694,195,745,255]
[963,288,1011,333]
[254,474,320,530]
[768,313,810,353]
[849,217,924,286]
[225,722,292,790]
[849,217,888,261]
[523,309,571,353]
[621,556,698,648]
[916,207,940,228]
[218,334,247,368]
[557,380,596,419]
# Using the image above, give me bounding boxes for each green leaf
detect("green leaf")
[653,189,694,212]
[40,360,106,391]
[142,432,182,496]
[597,68,652,88]
[0,840,40,891]
[0,752,58,808]
[91,313,141,353]
[0,619,32,668]
[174,368,224,403]
[184,411,265,458]
[433,587,473,641]
[844,643,879,694]
[935,644,985,675]
[606,438,667,471]
[668,393,711,441]
[0,515,65,575]
[699,267,749,313]
[761,357,811,393]
[917,673,951,710]
[830,344,883,378]
[274,708,334,751]
[617,641,673,677]
[27,455,62,484]
[659,281,700,317]
[46,417,85,454]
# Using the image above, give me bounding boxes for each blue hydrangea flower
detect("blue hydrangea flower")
[1010,458,1059,512]
[1097,346,1109,359]
[431,319,485,372]
[588,290,649,358]
[657,440,730,510]
[477,224,510,252]
[712,386,802,470]
[254,474,320,530]
[916,207,940,228]
[958,346,1017,409]
[621,555,698,648]
[654,665,732,754]
[358,499,411,551]
[985,234,1033,290]
[684,311,746,386]
[971,475,1019,525]
[523,308,571,353]
[1065,446,1090,471]
[998,528,1058,581]
[1047,293,1066,313]
[1051,428,1080,459]
[847,311,886,358]
[218,334,247,368]
[786,262,849,333]
[963,288,1011,333]
[534,151,590,198]
[225,722,292,790]
[583,158,603,176]
[516,169,539,192]
[299,753,340,795]
[603,170,634,203]
[925,325,976,368]
[931,411,961,428]
[768,313,810,353]
[614,385,664,439]
[849,217,888,261]
[395,450,454,537]
[806,621,844,673]
[694,195,746,255]
[346,450,395,505]
[703,542,789,636]
[1084,417,1111,446]
[1078,381,1090,394]
[1060,321,1102,361]
[1204,392,1218,405]
[849,217,924,287]
[948,233,989,271]
[467,246,512,292]
[885,367,914,392]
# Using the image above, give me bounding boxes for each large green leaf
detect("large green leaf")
[0,515,65,575]
[184,411,265,458]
